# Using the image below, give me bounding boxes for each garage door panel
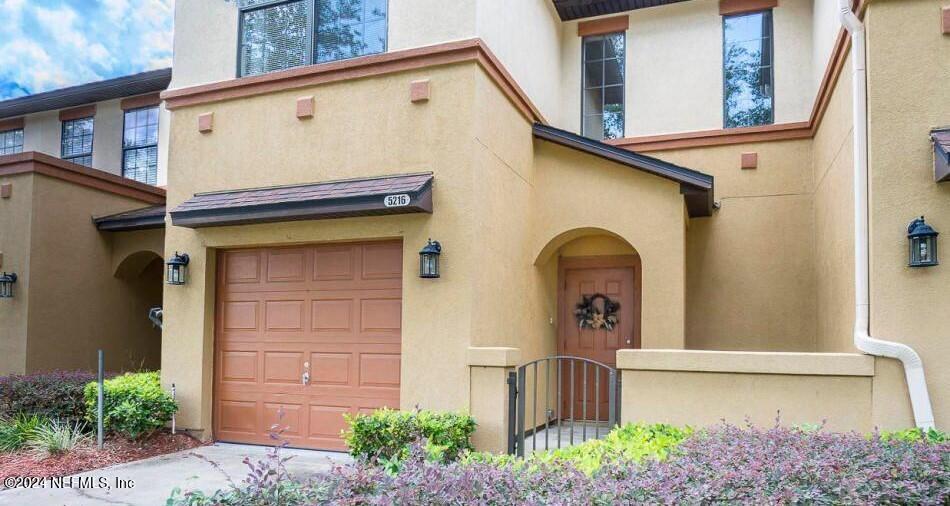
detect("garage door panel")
[215,241,402,451]
[265,248,309,283]
[262,351,305,385]
[263,299,308,332]
[219,350,259,384]
[311,299,355,332]
[223,251,263,285]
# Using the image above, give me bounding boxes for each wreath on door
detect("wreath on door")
[574,293,620,330]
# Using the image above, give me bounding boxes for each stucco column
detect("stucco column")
[467,347,520,454]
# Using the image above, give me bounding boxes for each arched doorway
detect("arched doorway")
[113,250,163,370]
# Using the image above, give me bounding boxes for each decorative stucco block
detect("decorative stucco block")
[197,112,214,133]
[0,183,10,198]
[410,80,430,103]
[296,96,314,119]
[741,152,758,169]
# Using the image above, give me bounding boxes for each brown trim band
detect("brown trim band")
[577,15,630,37]
[59,104,96,121]
[719,0,778,16]
[121,92,162,111]
[0,117,24,132]
[0,151,166,204]
[162,38,545,124]
[610,0,867,153]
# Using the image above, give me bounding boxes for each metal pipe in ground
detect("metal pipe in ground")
[97,349,104,449]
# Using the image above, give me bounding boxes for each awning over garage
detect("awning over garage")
[169,172,433,228]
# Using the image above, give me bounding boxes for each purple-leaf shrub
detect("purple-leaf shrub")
[0,370,110,423]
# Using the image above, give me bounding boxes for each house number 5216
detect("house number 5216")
[384,194,410,207]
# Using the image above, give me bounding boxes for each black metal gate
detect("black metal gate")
[507,356,620,457]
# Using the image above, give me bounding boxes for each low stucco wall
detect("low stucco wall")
[617,349,877,431]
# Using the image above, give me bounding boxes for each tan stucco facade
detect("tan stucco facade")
[147,0,949,449]
[0,159,165,375]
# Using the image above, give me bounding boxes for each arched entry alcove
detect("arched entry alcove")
[532,227,642,367]
[112,250,163,370]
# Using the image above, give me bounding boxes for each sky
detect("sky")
[0,0,174,101]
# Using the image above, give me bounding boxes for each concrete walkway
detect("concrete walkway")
[0,443,351,506]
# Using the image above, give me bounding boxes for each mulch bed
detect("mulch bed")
[0,431,206,484]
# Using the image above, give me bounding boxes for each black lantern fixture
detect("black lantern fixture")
[908,217,938,268]
[166,252,190,285]
[0,272,17,298]
[419,239,441,278]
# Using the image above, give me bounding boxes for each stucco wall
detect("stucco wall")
[865,0,950,428]
[618,350,875,431]
[25,175,163,372]
[17,97,157,180]
[0,173,34,375]
[812,53,855,353]
[559,0,815,137]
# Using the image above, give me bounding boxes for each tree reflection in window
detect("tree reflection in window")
[315,0,387,64]
[582,32,625,140]
[723,10,773,128]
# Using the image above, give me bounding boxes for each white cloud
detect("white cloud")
[0,0,175,100]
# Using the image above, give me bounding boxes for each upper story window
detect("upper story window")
[238,0,389,78]
[723,10,774,128]
[122,106,160,185]
[0,128,23,156]
[61,117,94,166]
[582,32,625,141]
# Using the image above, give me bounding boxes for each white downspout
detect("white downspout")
[839,0,935,429]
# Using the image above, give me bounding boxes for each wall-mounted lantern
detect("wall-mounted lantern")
[166,252,190,285]
[0,272,17,298]
[908,217,938,268]
[419,239,441,278]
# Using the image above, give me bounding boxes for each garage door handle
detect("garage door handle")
[301,371,310,385]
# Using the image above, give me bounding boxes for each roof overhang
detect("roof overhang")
[170,173,434,229]
[0,69,171,120]
[0,152,166,205]
[94,205,166,232]
[552,0,693,21]
[532,123,714,217]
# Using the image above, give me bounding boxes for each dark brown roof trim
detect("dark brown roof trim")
[94,205,166,231]
[0,69,171,120]
[552,0,692,21]
[170,173,434,229]
[532,123,714,217]
[0,151,166,204]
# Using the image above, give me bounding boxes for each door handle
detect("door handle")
[625,337,632,346]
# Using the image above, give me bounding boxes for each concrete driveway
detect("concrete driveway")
[0,443,351,505]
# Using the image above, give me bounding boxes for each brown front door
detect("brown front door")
[558,255,640,420]
[213,241,402,451]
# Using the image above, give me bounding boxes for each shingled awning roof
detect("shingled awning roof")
[533,123,714,217]
[170,173,433,228]
[94,205,166,231]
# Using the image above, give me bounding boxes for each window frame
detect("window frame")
[721,9,775,129]
[236,0,389,78]
[121,105,160,185]
[0,128,24,156]
[580,31,626,141]
[60,116,95,167]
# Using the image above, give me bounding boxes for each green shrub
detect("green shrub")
[878,427,948,444]
[27,420,90,457]
[461,423,692,475]
[343,408,476,463]
[84,371,177,439]
[0,370,104,423]
[0,413,45,452]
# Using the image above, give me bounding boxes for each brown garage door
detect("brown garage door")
[213,241,402,451]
